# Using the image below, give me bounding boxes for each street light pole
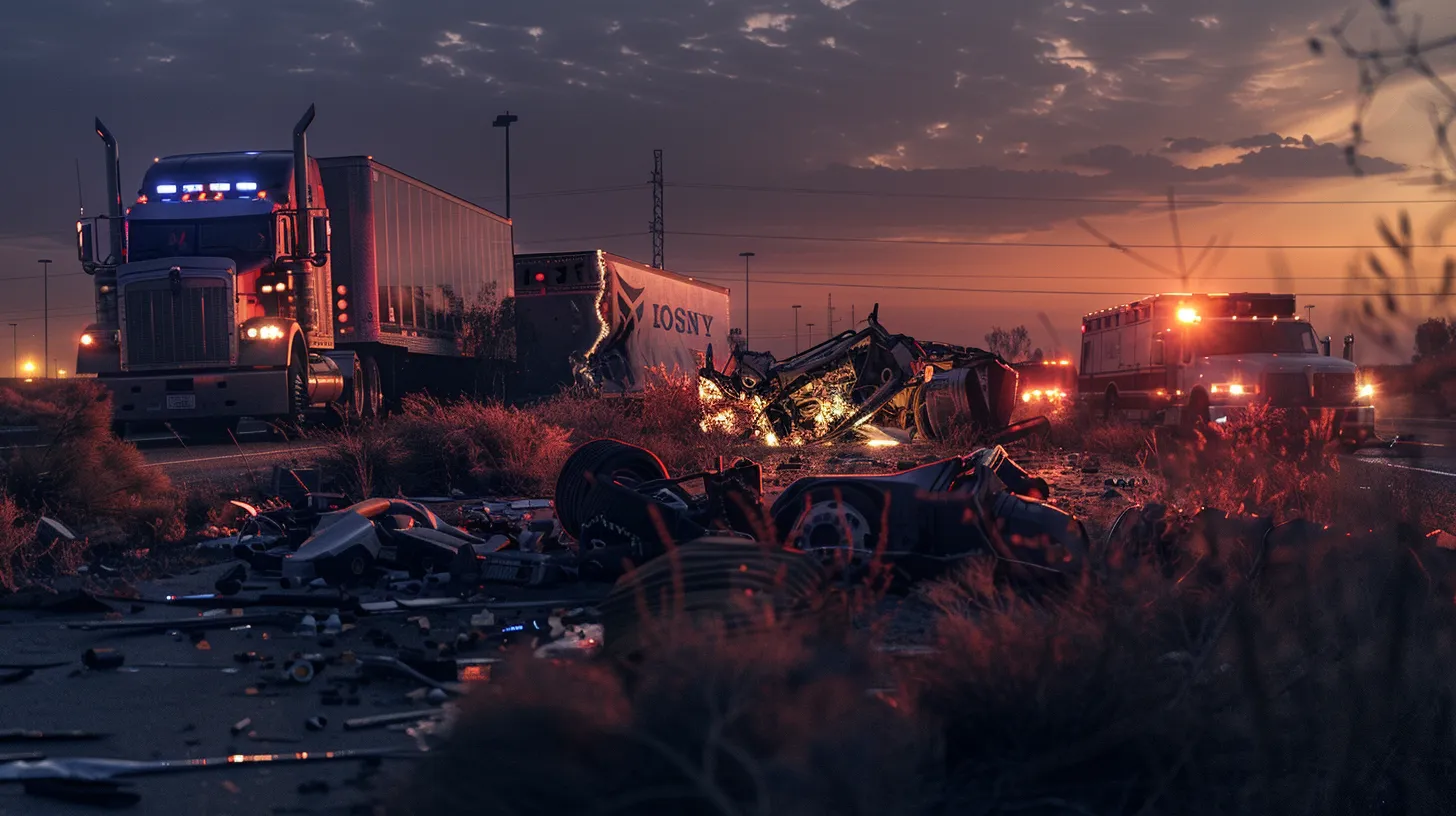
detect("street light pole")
[37,259,50,378]
[492,112,519,219]
[739,252,755,349]
[7,323,15,378]
[791,304,802,354]
[1305,304,1315,327]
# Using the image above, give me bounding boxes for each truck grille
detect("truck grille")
[122,279,232,368]
[1262,372,1312,406]
[1313,372,1357,405]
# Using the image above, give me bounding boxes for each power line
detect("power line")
[727,277,1439,298]
[666,229,1456,250]
[681,268,1456,282]
[668,181,1456,207]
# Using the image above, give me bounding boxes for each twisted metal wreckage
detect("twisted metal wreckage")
[696,305,1023,446]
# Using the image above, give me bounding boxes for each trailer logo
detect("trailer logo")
[615,272,716,338]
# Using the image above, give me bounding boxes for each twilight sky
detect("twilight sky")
[2,0,1455,367]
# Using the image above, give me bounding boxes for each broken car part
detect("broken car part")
[0,748,415,784]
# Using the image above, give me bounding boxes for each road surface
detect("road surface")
[1349,416,1456,481]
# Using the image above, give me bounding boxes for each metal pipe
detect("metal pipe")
[292,104,316,334]
[94,119,121,330]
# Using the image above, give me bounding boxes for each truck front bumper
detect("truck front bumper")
[1207,404,1376,441]
[102,369,290,422]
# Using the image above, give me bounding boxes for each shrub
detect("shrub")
[0,381,182,545]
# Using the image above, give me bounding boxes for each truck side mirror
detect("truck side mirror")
[1342,334,1355,362]
[1321,336,1332,356]
[77,222,95,267]
[311,215,330,257]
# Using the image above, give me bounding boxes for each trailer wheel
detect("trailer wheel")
[555,439,670,540]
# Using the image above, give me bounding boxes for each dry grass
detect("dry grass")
[0,381,184,560]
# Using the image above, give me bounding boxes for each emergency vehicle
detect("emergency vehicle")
[1013,357,1077,406]
[1078,293,1376,439]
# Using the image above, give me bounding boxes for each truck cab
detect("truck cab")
[75,112,349,431]
[1079,293,1376,441]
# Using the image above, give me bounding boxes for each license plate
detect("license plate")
[165,394,196,410]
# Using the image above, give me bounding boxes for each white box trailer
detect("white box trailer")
[513,251,731,398]
[1077,292,1376,440]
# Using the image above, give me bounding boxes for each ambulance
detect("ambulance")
[1077,293,1376,440]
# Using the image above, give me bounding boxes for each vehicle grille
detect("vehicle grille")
[122,279,232,368]
[1262,372,1312,406]
[1314,372,1357,405]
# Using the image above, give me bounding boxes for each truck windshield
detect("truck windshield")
[1198,321,1319,356]
[129,217,272,264]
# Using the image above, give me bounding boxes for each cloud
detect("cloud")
[1228,132,1301,149]
[1162,136,1216,153]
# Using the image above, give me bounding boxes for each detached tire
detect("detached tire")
[555,439,671,540]
[286,345,309,432]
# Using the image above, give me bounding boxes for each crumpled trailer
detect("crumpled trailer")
[512,251,730,399]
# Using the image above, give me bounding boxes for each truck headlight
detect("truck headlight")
[1210,383,1254,397]
[80,333,95,347]
[1358,383,1375,399]
[244,324,286,341]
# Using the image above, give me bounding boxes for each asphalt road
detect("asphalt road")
[0,566,606,814]
[1350,416,1456,481]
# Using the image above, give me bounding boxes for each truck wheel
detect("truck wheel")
[1183,392,1210,433]
[1103,388,1119,421]
[358,355,383,419]
[286,346,309,431]
[555,439,670,540]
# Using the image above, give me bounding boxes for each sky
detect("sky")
[3,0,1456,368]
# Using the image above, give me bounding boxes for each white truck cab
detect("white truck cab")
[1078,293,1375,440]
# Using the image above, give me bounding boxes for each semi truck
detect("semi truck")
[512,251,731,399]
[1077,292,1376,440]
[74,106,513,431]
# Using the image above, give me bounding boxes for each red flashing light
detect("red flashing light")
[534,272,546,283]
[181,193,191,202]
[136,194,148,204]
[213,192,224,201]
[257,190,267,200]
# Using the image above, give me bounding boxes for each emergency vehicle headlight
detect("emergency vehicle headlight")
[1177,308,1199,324]
[1358,383,1375,399]
[243,323,286,341]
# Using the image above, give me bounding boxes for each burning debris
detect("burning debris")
[699,304,1024,446]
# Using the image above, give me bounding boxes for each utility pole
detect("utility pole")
[7,323,15,378]
[739,252,755,349]
[650,149,664,269]
[805,323,815,348]
[826,293,835,337]
[37,259,51,378]
[851,304,856,329]
[792,304,802,353]
[492,112,519,219]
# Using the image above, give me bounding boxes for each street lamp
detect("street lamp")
[739,252,755,349]
[492,112,519,219]
[791,304,802,354]
[37,259,50,378]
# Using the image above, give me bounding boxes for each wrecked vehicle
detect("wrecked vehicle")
[280,499,484,586]
[699,304,1021,445]
[553,437,1089,584]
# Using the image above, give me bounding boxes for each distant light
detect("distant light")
[80,333,95,347]
[245,151,260,156]
[1228,383,1245,396]
[210,182,231,192]
[261,284,274,294]
[236,182,258,191]
[1177,308,1199,323]
[1358,383,1375,399]
[21,361,35,374]
[183,183,204,193]
[153,157,160,163]
[156,184,178,195]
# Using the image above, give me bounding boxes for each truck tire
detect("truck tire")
[555,439,670,540]
[286,344,308,430]
[358,354,383,419]
[1103,387,1119,421]
[1182,391,1210,433]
